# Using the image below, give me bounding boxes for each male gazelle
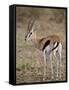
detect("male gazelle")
[25,17,62,80]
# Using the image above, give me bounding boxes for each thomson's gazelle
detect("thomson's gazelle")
[25,17,62,80]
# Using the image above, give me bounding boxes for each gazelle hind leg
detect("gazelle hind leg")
[50,52,54,79]
[55,43,62,79]
[56,50,60,79]
[58,43,62,79]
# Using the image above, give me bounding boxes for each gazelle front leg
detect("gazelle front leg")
[50,52,54,79]
[43,51,46,80]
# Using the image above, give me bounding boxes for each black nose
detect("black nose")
[24,38,26,41]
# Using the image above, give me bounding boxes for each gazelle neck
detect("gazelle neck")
[31,31,42,49]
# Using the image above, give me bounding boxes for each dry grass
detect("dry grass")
[16,6,67,84]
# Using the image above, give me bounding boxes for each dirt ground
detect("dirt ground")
[16,6,67,84]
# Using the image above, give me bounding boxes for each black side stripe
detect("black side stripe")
[52,42,59,51]
[42,40,50,51]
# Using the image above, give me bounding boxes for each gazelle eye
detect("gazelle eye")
[28,32,32,38]
[30,32,32,35]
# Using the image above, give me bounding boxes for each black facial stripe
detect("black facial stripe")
[28,32,32,37]
[25,35,27,38]
[42,40,50,51]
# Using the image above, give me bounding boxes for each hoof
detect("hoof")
[56,76,59,80]
[43,77,46,81]
[51,76,54,80]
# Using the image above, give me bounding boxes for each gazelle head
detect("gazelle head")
[25,17,36,41]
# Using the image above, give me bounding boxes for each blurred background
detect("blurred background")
[16,6,66,84]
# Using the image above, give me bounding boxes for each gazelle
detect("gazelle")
[25,17,62,80]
